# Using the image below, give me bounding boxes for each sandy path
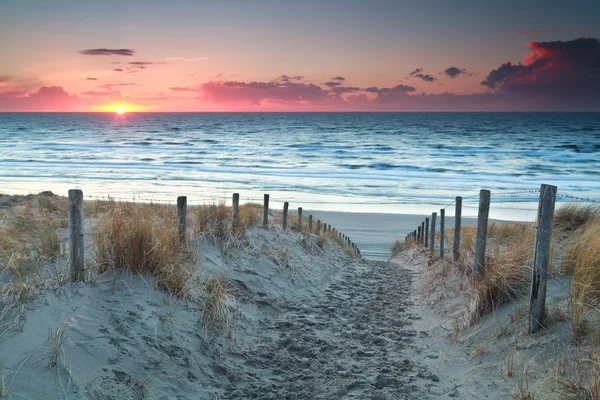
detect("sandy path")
[221,259,439,399]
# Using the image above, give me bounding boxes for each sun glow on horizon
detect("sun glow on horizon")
[116,107,125,115]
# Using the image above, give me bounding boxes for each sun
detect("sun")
[116,107,126,115]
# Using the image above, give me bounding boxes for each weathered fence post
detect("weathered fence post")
[68,189,84,282]
[282,202,289,229]
[177,196,187,245]
[317,219,321,234]
[263,194,269,227]
[474,189,491,276]
[323,223,327,233]
[453,196,462,263]
[308,215,313,233]
[232,193,240,228]
[440,208,445,258]
[430,212,437,253]
[298,207,303,231]
[421,221,426,246]
[529,184,557,334]
[417,225,421,241]
[424,218,429,248]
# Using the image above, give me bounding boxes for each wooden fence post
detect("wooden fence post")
[421,221,425,246]
[263,194,269,227]
[453,196,462,263]
[232,193,240,228]
[424,218,429,248]
[417,225,421,241]
[308,214,313,233]
[68,189,84,282]
[474,189,491,276]
[317,219,321,234]
[177,196,187,245]
[298,207,303,231]
[282,202,289,229]
[430,212,437,253]
[323,223,327,233]
[440,208,445,258]
[529,184,557,333]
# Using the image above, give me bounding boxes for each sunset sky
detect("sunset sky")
[1,0,599,112]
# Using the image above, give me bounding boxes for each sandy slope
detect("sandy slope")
[393,247,581,400]
[1,222,449,399]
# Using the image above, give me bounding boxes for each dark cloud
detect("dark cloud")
[85,77,97,80]
[113,69,123,72]
[444,67,473,78]
[330,86,360,95]
[331,76,345,81]
[363,84,416,94]
[409,68,423,76]
[127,61,153,70]
[517,29,560,37]
[413,73,436,82]
[79,48,134,56]
[200,80,328,105]
[323,81,342,87]
[480,37,600,105]
[277,75,304,82]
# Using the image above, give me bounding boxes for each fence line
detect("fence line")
[402,183,600,334]
[556,192,600,203]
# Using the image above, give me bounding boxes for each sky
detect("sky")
[0,0,599,112]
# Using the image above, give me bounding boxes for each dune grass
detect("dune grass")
[202,274,233,330]
[316,231,357,256]
[560,219,600,340]
[192,201,261,248]
[554,203,600,234]
[409,222,536,327]
[391,238,415,258]
[93,202,189,297]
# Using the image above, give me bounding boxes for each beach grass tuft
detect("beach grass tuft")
[554,203,600,234]
[202,274,232,330]
[561,219,600,340]
[93,202,189,297]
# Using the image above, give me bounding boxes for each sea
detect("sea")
[1,112,599,259]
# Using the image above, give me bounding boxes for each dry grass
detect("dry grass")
[202,275,232,330]
[554,203,600,234]
[48,324,68,367]
[192,201,260,248]
[555,343,600,399]
[561,219,600,339]
[391,238,414,258]
[317,231,356,256]
[437,223,536,327]
[0,192,66,270]
[93,202,189,297]
[39,226,61,259]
